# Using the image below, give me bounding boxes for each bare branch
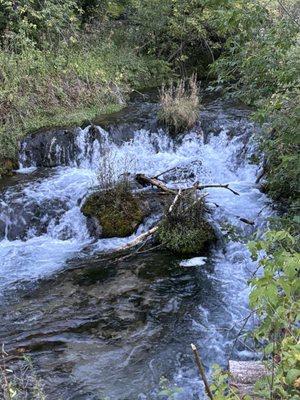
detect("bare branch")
[196,183,240,196]
[191,344,214,400]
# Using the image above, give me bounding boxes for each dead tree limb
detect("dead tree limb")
[191,344,214,400]
[136,173,240,196]
[116,226,159,252]
[196,184,240,196]
[135,173,176,194]
[168,189,182,214]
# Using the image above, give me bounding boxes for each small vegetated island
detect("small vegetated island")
[0,1,299,399]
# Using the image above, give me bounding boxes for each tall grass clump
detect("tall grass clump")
[157,190,215,254]
[158,75,200,135]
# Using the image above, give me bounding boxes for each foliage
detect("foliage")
[157,190,215,254]
[158,376,183,399]
[210,364,242,400]
[0,0,80,49]
[158,75,200,135]
[0,37,167,174]
[248,229,300,399]
[211,0,300,210]
[127,0,227,75]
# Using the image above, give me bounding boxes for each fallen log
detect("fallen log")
[135,173,240,196]
[135,173,176,194]
[116,226,159,252]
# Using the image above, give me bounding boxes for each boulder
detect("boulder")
[81,184,146,238]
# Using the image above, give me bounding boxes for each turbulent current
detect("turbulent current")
[0,97,272,399]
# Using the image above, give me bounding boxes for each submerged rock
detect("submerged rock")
[81,184,145,238]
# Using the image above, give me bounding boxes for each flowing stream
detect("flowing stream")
[0,96,272,399]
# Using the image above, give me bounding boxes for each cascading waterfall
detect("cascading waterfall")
[0,100,272,399]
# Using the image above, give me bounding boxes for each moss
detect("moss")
[157,192,215,254]
[0,158,18,178]
[81,184,144,238]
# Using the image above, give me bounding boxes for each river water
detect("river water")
[0,97,272,399]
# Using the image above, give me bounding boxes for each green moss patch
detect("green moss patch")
[157,192,215,254]
[81,184,145,238]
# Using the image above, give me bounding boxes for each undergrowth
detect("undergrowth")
[0,37,169,174]
[158,75,200,135]
[0,351,46,400]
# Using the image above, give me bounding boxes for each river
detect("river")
[0,94,272,399]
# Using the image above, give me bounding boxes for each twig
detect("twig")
[153,166,178,179]
[191,344,214,400]
[196,184,240,196]
[229,312,255,359]
[277,0,300,28]
[116,226,159,252]
[209,201,254,226]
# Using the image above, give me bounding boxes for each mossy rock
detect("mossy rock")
[0,158,18,178]
[158,219,215,254]
[81,185,145,238]
[157,192,216,255]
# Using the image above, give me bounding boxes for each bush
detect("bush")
[157,190,215,254]
[248,230,300,399]
[158,75,200,135]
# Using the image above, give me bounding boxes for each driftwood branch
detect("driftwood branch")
[191,344,214,400]
[168,189,182,214]
[196,183,240,196]
[135,173,176,194]
[135,173,240,196]
[116,226,159,252]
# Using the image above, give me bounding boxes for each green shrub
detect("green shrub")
[248,230,300,399]
[158,75,200,135]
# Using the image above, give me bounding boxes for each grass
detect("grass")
[157,190,215,254]
[1,350,46,400]
[0,37,170,176]
[158,74,200,135]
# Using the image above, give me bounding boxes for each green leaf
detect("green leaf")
[286,369,300,385]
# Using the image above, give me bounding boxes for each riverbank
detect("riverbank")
[0,39,169,177]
